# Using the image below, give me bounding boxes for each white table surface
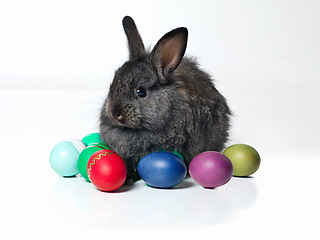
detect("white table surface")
[1,87,319,240]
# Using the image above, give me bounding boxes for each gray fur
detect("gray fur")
[100,16,231,181]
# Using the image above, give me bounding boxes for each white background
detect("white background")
[1,0,320,239]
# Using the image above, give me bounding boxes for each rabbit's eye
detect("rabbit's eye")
[136,87,146,98]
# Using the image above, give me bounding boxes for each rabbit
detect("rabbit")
[100,16,231,183]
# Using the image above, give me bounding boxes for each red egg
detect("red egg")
[87,149,127,192]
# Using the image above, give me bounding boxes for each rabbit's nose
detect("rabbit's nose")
[110,104,124,122]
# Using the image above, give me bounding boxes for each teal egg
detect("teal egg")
[50,140,86,177]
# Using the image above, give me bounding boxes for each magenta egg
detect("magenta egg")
[189,151,233,188]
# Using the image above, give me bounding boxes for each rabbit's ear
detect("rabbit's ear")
[150,27,188,84]
[122,16,146,60]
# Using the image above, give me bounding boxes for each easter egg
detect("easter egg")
[87,149,127,192]
[82,133,111,149]
[50,139,86,177]
[189,151,233,188]
[170,150,184,161]
[137,151,187,188]
[159,150,184,161]
[223,144,260,177]
[77,143,110,181]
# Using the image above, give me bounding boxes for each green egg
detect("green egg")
[170,150,184,161]
[223,144,260,177]
[82,133,112,149]
[158,149,184,161]
[82,133,104,145]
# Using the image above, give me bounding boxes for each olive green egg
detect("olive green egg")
[223,144,260,177]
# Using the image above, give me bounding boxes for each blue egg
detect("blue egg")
[137,151,187,188]
[50,140,86,177]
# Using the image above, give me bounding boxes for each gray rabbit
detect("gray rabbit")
[100,16,231,182]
